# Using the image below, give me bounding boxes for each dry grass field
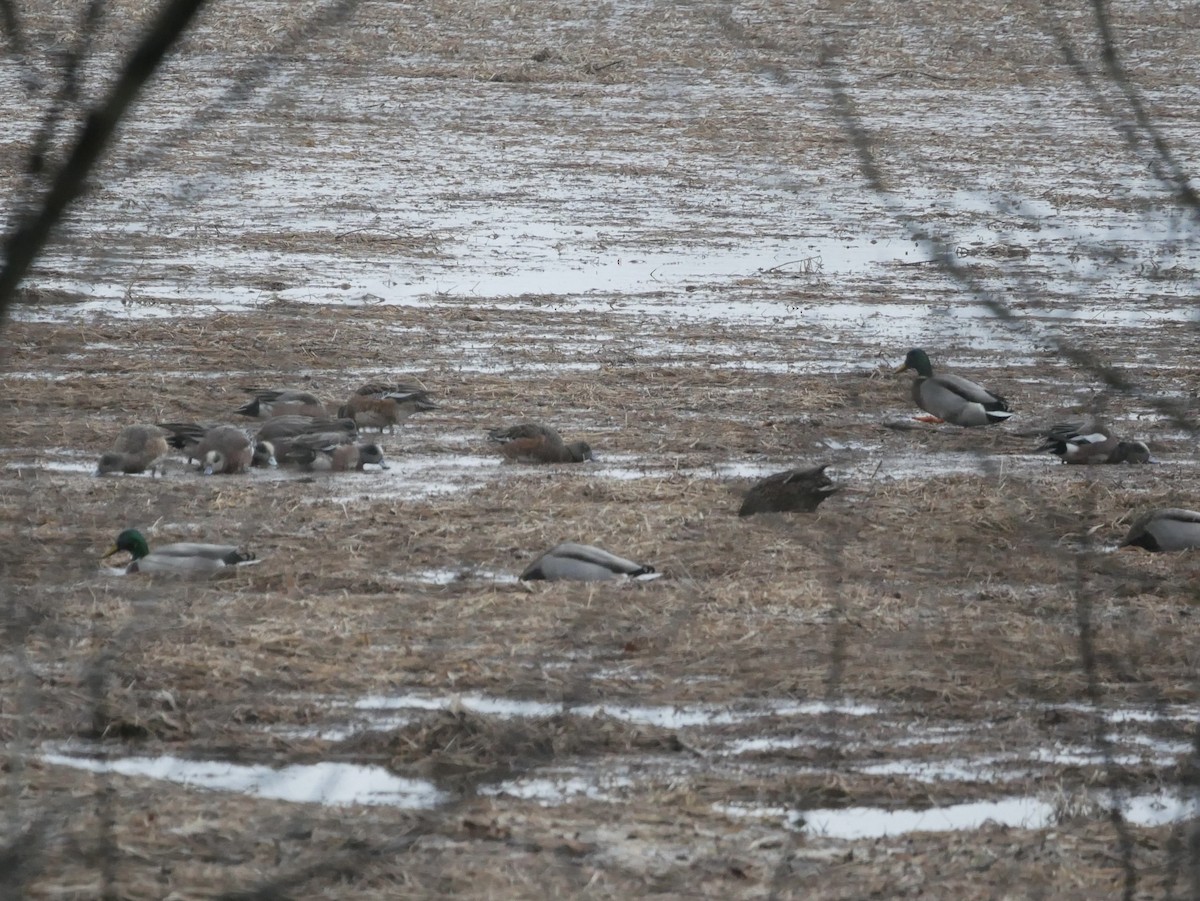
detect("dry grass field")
[3,0,1200,897]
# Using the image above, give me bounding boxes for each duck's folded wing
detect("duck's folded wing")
[154,542,253,564]
[931,374,1005,405]
[491,423,557,442]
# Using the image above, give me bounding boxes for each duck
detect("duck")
[1036,420,1151,465]
[896,348,1013,427]
[255,415,357,444]
[95,425,170,476]
[278,434,389,471]
[103,528,255,574]
[739,464,839,517]
[160,423,273,472]
[520,542,657,582]
[488,423,594,464]
[157,421,221,462]
[338,382,437,432]
[1119,509,1200,552]
[235,388,327,420]
[269,429,353,462]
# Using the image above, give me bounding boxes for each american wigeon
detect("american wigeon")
[739,464,839,516]
[269,429,350,462]
[235,388,328,420]
[278,434,389,472]
[488,423,594,464]
[160,423,274,472]
[95,425,170,476]
[1037,420,1151,464]
[520,542,657,582]
[103,528,255,575]
[896,348,1013,427]
[338,382,436,433]
[1119,509,1200,552]
[157,421,220,462]
[255,415,357,444]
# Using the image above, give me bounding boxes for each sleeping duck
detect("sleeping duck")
[520,542,657,582]
[1119,509,1200,552]
[103,528,256,574]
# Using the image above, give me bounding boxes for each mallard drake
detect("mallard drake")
[103,528,255,574]
[739,464,839,517]
[160,423,272,473]
[896,348,1013,427]
[488,423,594,464]
[520,542,656,582]
[338,382,436,433]
[235,388,327,420]
[1037,420,1151,464]
[95,425,170,476]
[278,434,389,471]
[255,415,357,444]
[1119,509,1200,552]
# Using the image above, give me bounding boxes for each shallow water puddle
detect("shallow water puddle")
[481,769,636,805]
[720,791,1193,840]
[399,567,520,586]
[311,453,499,502]
[43,752,445,809]
[5,459,97,474]
[353,691,881,730]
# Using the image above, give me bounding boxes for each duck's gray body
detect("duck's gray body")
[127,543,254,575]
[897,349,1012,427]
[1120,508,1200,552]
[236,388,327,420]
[273,430,354,463]
[739,464,838,517]
[96,426,169,475]
[911,373,1011,427]
[256,415,357,444]
[520,542,655,582]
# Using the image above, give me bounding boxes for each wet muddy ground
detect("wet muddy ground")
[3,0,1200,897]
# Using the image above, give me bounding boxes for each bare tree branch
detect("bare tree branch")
[0,0,209,323]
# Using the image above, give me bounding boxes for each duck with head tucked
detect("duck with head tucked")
[339,381,437,433]
[103,528,256,575]
[1037,419,1151,465]
[896,348,1012,427]
[1119,509,1200,552]
[95,425,170,476]
[520,542,657,582]
[739,464,839,517]
[488,423,594,464]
